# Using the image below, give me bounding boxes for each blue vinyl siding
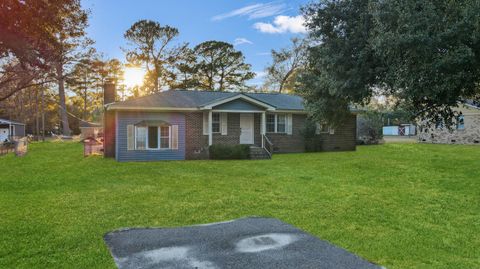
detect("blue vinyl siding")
[213,99,265,111]
[116,111,185,161]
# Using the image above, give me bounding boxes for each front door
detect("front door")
[239,114,254,144]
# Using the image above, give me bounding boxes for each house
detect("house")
[102,83,357,161]
[0,118,25,142]
[79,120,103,139]
[383,124,416,136]
[418,100,480,144]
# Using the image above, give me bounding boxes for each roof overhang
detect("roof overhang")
[106,106,199,112]
[200,94,276,111]
[0,119,25,125]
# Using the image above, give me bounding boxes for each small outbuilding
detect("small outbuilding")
[0,118,25,142]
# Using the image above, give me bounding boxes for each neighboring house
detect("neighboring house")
[0,118,25,142]
[418,101,480,144]
[102,83,357,161]
[383,124,416,136]
[79,120,103,139]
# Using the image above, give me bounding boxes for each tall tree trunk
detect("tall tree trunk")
[279,69,295,93]
[154,65,160,92]
[56,63,71,136]
[35,87,40,136]
[40,87,45,141]
[83,72,88,120]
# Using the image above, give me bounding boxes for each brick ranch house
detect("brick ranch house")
[103,83,357,161]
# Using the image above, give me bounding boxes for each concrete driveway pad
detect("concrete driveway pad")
[104,217,384,269]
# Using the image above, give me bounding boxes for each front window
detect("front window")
[266,114,275,132]
[212,113,220,133]
[318,123,329,133]
[148,126,158,149]
[457,114,465,130]
[136,125,171,150]
[135,127,147,150]
[160,126,170,149]
[277,114,286,133]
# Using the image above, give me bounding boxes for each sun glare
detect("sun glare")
[124,67,145,88]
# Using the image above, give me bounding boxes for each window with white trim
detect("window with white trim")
[135,126,147,150]
[135,125,171,150]
[160,126,170,149]
[318,123,330,133]
[147,126,158,149]
[266,114,287,133]
[266,114,275,132]
[457,114,465,130]
[212,113,220,133]
[277,114,286,133]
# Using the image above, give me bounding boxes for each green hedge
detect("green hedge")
[209,144,250,160]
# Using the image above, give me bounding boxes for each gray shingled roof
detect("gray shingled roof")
[107,90,305,111]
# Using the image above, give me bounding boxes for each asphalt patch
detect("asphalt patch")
[104,217,384,269]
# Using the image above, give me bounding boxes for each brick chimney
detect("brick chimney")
[103,80,116,158]
[103,81,116,105]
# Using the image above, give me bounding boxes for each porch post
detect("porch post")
[261,112,266,148]
[208,110,213,146]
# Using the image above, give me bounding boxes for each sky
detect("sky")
[81,0,310,86]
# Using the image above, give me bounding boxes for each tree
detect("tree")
[299,0,480,126]
[0,0,79,101]
[66,59,96,120]
[194,41,255,91]
[50,1,93,136]
[265,37,309,93]
[167,47,198,89]
[298,0,378,126]
[124,20,184,92]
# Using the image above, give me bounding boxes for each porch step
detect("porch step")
[249,146,271,160]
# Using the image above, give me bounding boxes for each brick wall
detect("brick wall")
[265,114,357,153]
[318,114,357,151]
[184,112,357,159]
[185,112,208,159]
[266,114,306,153]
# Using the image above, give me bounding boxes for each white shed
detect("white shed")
[0,119,26,142]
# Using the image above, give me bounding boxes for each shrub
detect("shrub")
[357,111,384,145]
[209,144,250,160]
[301,119,323,152]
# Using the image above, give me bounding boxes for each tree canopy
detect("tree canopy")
[194,41,255,91]
[299,0,480,126]
[124,20,185,92]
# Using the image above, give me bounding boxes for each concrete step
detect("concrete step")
[249,146,271,160]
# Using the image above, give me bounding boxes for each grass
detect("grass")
[1,142,479,268]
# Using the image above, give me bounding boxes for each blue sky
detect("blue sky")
[81,0,310,86]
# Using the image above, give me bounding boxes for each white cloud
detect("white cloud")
[253,15,307,34]
[255,71,267,78]
[256,52,271,56]
[234,38,253,46]
[212,2,287,21]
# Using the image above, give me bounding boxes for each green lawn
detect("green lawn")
[1,142,479,268]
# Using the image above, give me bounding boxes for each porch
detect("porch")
[204,111,273,159]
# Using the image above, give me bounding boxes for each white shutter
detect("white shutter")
[202,112,208,135]
[315,123,321,135]
[171,125,178,149]
[286,114,293,135]
[220,113,228,135]
[127,125,134,150]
